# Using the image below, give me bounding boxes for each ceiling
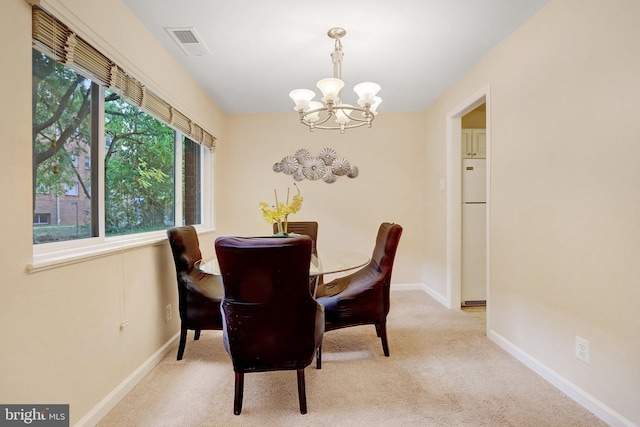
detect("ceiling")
[121,0,549,114]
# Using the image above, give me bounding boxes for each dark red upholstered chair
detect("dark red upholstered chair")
[214,235,324,415]
[167,226,223,361]
[316,222,402,366]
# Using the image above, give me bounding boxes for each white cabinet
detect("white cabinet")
[461,128,486,159]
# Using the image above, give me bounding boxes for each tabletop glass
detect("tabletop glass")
[196,249,369,276]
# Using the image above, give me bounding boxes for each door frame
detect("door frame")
[445,85,491,327]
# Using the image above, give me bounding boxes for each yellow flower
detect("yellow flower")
[259,185,303,233]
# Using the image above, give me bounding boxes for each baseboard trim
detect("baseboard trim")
[488,330,635,427]
[75,333,179,427]
[392,283,448,306]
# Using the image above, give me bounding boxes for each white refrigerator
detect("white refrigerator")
[461,159,486,306]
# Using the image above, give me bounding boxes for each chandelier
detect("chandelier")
[289,27,382,133]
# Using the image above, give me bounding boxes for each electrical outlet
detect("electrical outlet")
[165,304,172,322]
[575,336,590,363]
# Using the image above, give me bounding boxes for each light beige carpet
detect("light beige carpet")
[97,290,606,427]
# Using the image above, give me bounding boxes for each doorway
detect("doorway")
[445,85,490,331]
[461,104,487,307]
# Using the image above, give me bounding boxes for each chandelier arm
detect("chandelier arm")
[310,121,371,131]
[336,105,374,123]
[302,111,334,127]
[344,115,373,123]
[299,106,375,125]
[342,110,373,122]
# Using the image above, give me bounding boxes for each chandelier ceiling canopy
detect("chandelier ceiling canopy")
[289,27,382,134]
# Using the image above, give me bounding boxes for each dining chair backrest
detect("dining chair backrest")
[370,222,403,286]
[273,221,318,256]
[167,225,203,274]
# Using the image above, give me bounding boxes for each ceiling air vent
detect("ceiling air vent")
[165,27,211,57]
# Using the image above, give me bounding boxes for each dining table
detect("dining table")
[196,249,370,298]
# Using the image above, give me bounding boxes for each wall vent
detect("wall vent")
[165,27,211,56]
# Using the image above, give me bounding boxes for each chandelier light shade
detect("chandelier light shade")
[316,78,344,104]
[289,27,382,133]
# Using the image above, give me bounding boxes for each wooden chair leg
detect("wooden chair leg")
[234,372,244,415]
[194,329,201,340]
[177,327,187,360]
[378,320,390,357]
[297,369,307,414]
[316,346,322,369]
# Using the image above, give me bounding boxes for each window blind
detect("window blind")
[31,6,216,150]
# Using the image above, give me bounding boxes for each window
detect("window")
[104,89,176,236]
[33,51,209,247]
[183,137,202,226]
[30,6,215,269]
[65,183,79,196]
[32,51,96,243]
[34,213,51,225]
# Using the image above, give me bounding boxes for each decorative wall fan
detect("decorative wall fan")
[273,148,359,183]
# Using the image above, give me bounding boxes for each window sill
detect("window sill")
[28,228,213,273]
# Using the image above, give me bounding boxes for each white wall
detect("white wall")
[421,0,640,424]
